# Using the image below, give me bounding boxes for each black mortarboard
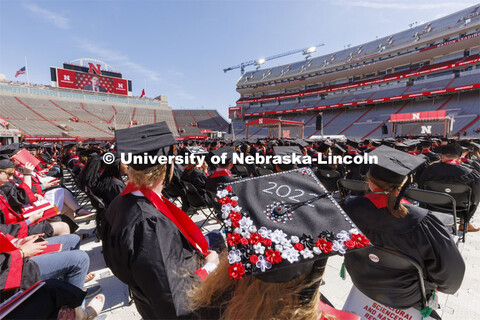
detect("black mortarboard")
[332,144,346,155]
[368,146,426,184]
[233,140,243,147]
[211,146,235,163]
[317,142,330,153]
[346,139,359,149]
[273,146,302,157]
[216,168,367,282]
[0,144,20,155]
[294,139,309,148]
[437,143,463,156]
[0,155,15,169]
[471,142,480,151]
[115,122,177,170]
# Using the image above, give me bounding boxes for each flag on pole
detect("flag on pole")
[140,89,145,98]
[15,66,26,78]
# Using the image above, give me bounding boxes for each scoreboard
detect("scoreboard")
[51,62,132,96]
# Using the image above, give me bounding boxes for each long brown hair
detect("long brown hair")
[368,173,408,218]
[188,253,336,320]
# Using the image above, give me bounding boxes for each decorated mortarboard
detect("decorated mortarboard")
[115,121,177,170]
[368,145,426,184]
[186,146,209,155]
[216,168,368,282]
[211,146,235,162]
[437,143,463,156]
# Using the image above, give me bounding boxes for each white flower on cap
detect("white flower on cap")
[336,230,351,242]
[228,249,242,264]
[253,243,265,255]
[332,240,347,254]
[239,216,253,230]
[281,247,300,263]
[301,248,314,259]
[256,255,272,272]
[258,227,272,239]
[271,229,288,244]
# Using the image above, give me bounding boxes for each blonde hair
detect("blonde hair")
[127,163,168,189]
[367,173,409,218]
[0,168,15,176]
[188,253,336,320]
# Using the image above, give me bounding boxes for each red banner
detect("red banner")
[229,106,242,119]
[57,69,76,89]
[175,136,207,140]
[390,110,447,122]
[56,68,129,96]
[23,136,114,141]
[113,78,128,95]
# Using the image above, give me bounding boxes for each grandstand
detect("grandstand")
[232,4,480,139]
[0,81,203,141]
[173,109,229,139]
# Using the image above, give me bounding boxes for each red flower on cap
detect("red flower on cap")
[231,200,238,207]
[315,238,333,254]
[293,243,305,252]
[249,233,263,245]
[249,254,259,264]
[229,212,242,228]
[227,233,242,246]
[229,262,245,279]
[225,186,232,192]
[345,233,370,249]
[261,238,272,246]
[239,238,249,245]
[218,196,231,205]
[265,249,282,265]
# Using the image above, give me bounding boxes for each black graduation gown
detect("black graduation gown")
[101,193,203,319]
[94,176,126,208]
[344,196,465,309]
[418,162,480,212]
[204,173,235,194]
[181,167,211,205]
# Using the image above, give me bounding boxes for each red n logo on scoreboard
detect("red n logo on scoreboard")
[88,63,102,75]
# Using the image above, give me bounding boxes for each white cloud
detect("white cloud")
[23,3,70,29]
[74,38,161,82]
[333,0,477,11]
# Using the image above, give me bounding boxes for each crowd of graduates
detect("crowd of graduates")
[0,123,479,319]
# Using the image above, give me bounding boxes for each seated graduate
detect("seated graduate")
[100,122,220,320]
[189,167,365,320]
[419,142,480,232]
[181,146,212,206]
[0,233,104,319]
[205,146,236,194]
[0,157,71,237]
[93,155,127,208]
[343,146,465,311]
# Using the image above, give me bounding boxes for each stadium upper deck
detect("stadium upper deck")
[237,4,480,96]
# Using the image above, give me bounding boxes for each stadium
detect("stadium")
[0,5,479,142]
[0,3,479,320]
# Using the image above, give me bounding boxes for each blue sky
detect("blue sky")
[0,0,478,119]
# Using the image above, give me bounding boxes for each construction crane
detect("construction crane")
[223,43,325,75]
